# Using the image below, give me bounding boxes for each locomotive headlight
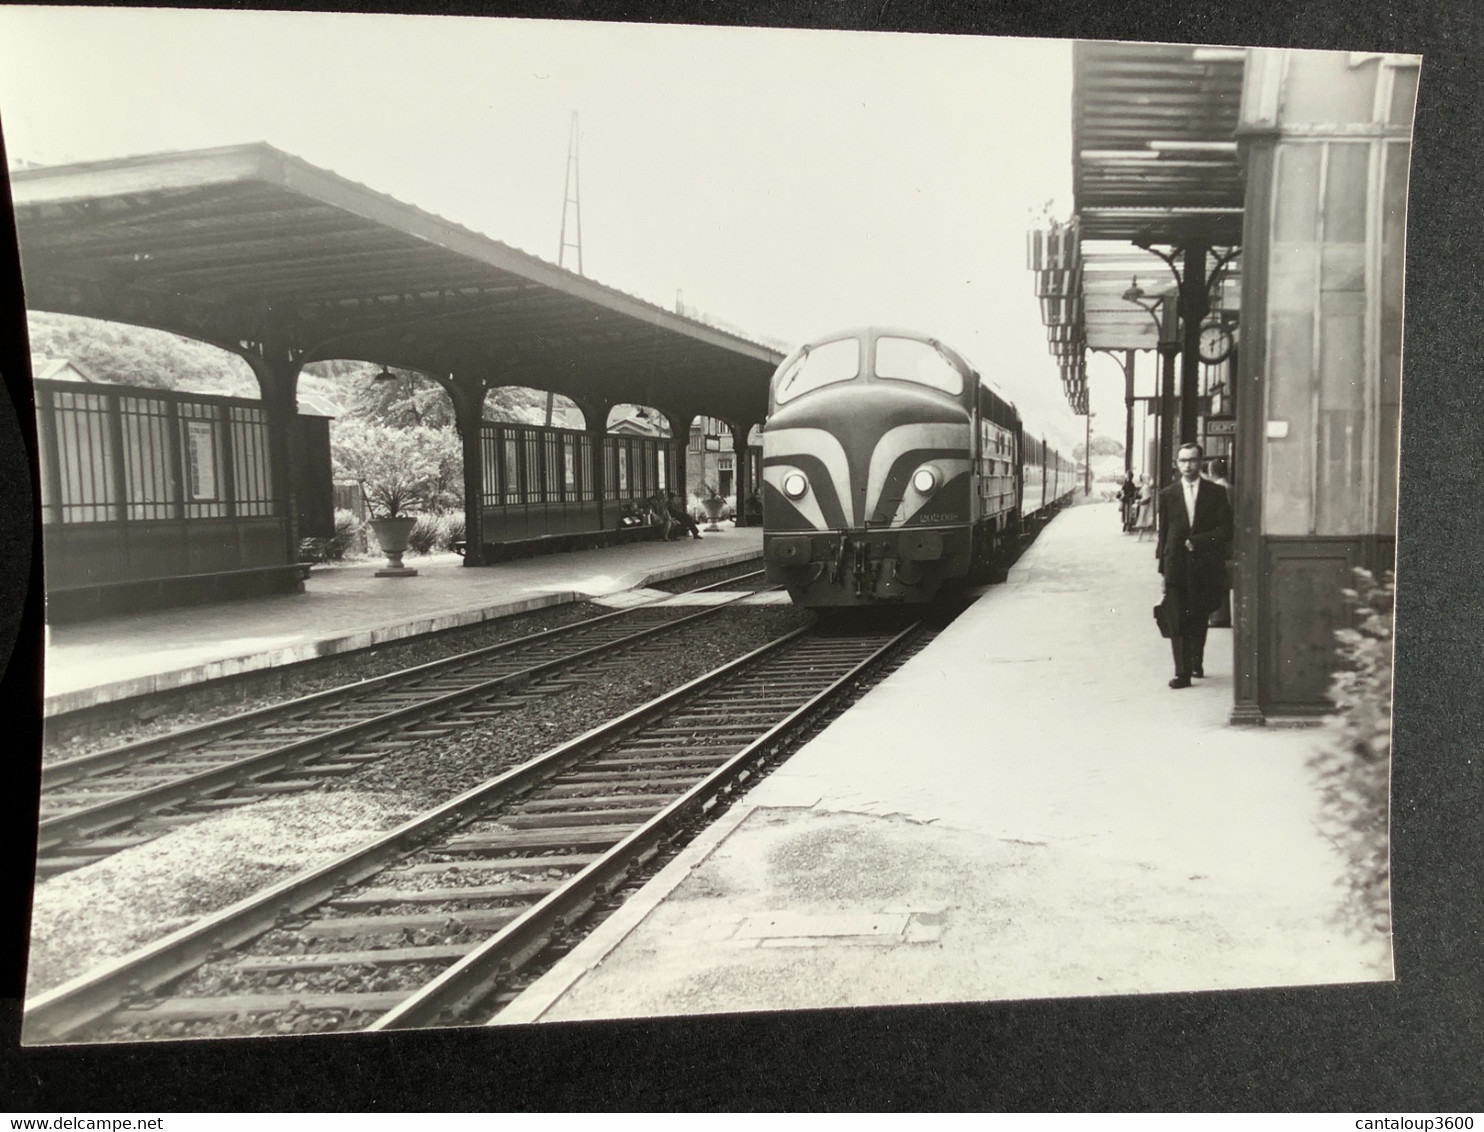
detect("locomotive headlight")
[782,471,809,499]
[911,466,939,494]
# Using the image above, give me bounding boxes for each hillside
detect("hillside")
[26,312,586,426]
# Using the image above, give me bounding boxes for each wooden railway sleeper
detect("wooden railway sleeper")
[368,625,917,1031]
[29,620,850,1041]
[41,598,740,793]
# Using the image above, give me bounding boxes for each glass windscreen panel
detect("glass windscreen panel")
[773,337,861,405]
[874,336,964,396]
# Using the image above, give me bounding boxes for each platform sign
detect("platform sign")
[186,419,217,499]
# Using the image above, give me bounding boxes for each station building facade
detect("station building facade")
[1229,49,1412,720]
[7,144,779,620]
[34,374,333,621]
[1036,44,1414,721]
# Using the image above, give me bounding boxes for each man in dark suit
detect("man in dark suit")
[1157,442,1234,688]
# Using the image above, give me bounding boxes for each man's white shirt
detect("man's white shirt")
[1183,477,1200,527]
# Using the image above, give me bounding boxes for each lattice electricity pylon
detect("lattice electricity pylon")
[558,111,583,276]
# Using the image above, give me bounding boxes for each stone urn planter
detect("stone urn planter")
[701,494,726,533]
[369,516,419,577]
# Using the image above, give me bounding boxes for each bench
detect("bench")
[451,524,664,563]
[48,563,311,623]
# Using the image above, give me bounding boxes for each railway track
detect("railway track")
[35,572,770,878]
[25,616,927,1043]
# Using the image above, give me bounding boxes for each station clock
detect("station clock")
[1198,316,1236,365]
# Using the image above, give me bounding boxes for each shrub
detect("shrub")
[407,513,443,555]
[327,508,363,561]
[1308,568,1394,940]
[297,537,331,564]
[439,512,467,552]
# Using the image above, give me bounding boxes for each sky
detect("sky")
[0,8,1124,450]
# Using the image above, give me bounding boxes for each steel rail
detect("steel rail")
[687,569,766,591]
[36,591,765,858]
[23,618,814,1044]
[45,566,763,790]
[369,621,919,1030]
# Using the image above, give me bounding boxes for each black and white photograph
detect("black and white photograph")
[0,3,1438,1088]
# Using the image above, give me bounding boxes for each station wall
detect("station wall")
[35,379,329,620]
[1233,49,1414,717]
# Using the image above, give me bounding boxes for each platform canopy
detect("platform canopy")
[1066,41,1246,355]
[9,143,783,426]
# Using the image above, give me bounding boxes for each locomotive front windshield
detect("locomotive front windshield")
[773,337,860,405]
[873,336,964,396]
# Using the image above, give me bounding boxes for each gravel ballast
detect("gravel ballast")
[26,605,811,999]
[26,791,414,996]
[328,605,809,809]
[43,600,608,762]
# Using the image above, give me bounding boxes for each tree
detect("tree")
[485,385,584,428]
[330,419,444,518]
[423,426,464,513]
[27,311,256,395]
[1074,435,1125,461]
[306,363,465,514]
[345,369,457,430]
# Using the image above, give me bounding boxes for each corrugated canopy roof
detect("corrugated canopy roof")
[1072,41,1245,353]
[1073,40,1246,245]
[9,143,783,426]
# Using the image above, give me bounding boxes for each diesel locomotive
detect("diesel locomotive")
[761,327,1075,607]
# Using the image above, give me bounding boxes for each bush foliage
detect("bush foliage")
[442,512,466,550]
[331,420,455,518]
[329,508,364,560]
[404,512,467,555]
[1308,568,1394,939]
[407,513,443,555]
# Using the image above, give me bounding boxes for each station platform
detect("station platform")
[498,501,1390,1025]
[43,524,764,718]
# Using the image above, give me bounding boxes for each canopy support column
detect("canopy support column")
[726,419,761,526]
[1178,242,1210,445]
[1094,348,1139,482]
[578,401,611,529]
[447,374,489,567]
[241,343,305,568]
[1122,350,1136,480]
[1157,342,1178,493]
[664,412,694,501]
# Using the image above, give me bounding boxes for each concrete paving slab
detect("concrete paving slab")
[497,502,1389,1025]
[590,589,674,609]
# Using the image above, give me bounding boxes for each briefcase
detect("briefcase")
[1153,596,1178,639]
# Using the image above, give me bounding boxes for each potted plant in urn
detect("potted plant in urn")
[331,420,441,578]
[699,483,727,532]
[368,507,419,577]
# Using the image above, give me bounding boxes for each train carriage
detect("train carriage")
[762,327,1072,607]
[1019,430,1077,523]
